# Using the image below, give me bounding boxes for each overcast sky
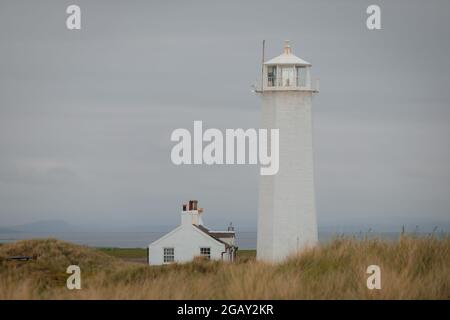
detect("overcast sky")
[0,0,449,231]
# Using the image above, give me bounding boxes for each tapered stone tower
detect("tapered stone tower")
[256,41,318,261]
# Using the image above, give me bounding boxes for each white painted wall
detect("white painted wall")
[217,235,235,246]
[257,90,318,262]
[148,224,227,265]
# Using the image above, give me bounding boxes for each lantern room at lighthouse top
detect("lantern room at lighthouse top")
[261,40,318,92]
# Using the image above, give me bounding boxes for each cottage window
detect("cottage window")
[200,247,211,259]
[163,247,174,263]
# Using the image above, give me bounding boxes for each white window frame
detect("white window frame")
[199,247,211,260]
[163,247,174,263]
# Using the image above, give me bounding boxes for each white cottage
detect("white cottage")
[148,200,237,265]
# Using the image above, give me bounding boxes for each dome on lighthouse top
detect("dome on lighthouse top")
[264,40,311,66]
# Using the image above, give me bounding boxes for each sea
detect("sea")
[0,231,441,249]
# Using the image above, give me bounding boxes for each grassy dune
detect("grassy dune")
[0,236,449,299]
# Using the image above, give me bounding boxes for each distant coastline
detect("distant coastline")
[1,230,448,249]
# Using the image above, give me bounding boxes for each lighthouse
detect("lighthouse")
[256,41,318,261]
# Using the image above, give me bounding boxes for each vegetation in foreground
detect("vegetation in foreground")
[0,236,449,299]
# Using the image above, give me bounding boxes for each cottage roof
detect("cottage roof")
[194,225,237,248]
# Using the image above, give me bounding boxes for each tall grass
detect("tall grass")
[0,236,449,299]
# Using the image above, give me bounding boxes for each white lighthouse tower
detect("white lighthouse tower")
[256,40,318,261]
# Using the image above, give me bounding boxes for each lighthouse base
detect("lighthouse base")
[256,91,318,262]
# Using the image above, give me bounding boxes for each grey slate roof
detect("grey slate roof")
[193,224,237,249]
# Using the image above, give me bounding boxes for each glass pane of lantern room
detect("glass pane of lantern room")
[296,67,306,87]
[267,66,276,87]
[281,67,295,87]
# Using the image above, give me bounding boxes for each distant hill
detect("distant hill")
[7,220,76,233]
[0,227,19,233]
